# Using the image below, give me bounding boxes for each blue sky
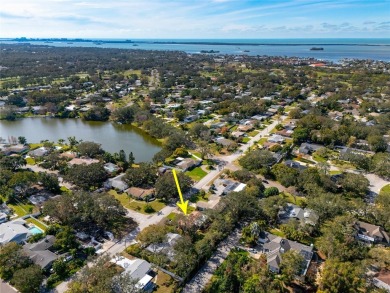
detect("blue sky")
[1,0,389,38]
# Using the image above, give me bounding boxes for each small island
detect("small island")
[200,50,220,53]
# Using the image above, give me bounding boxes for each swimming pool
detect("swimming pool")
[29,226,43,235]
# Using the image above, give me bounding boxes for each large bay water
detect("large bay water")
[0,118,161,162]
[1,38,389,62]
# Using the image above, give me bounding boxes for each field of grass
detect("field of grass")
[26,217,48,231]
[25,157,36,165]
[166,212,177,221]
[268,228,286,238]
[380,184,390,194]
[241,137,251,143]
[258,137,268,145]
[329,170,342,175]
[186,167,207,181]
[189,192,209,203]
[8,202,37,217]
[312,153,327,163]
[109,190,166,214]
[295,157,316,165]
[280,192,307,207]
[29,143,43,150]
[248,130,259,137]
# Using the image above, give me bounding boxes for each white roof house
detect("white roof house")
[111,257,151,281]
[0,219,32,244]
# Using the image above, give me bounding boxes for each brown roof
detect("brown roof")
[68,158,99,165]
[125,187,155,199]
[376,270,390,286]
[355,221,390,243]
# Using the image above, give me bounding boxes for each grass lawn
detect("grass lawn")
[109,190,166,214]
[166,212,177,221]
[269,228,286,238]
[295,157,316,165]
[26,217,48,231]
[329,170,342,175]
[60,186,70,193]
[248,130,259,137]
[380,184,390,194]
[26,157,36,165]
[241,137,250,143]
[8,202,36,217]
[258,137,268,145]
[191,151,202,159]
[189,192,209,203]
[155,270,177,293]
[29,143,43,150]
[186,167,208,181]
[312,153,327,163]
[280,192,307,206]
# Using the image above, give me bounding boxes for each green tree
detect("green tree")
[76,141,104,158]
[318,260,365,293]
[112,105,136,124]
[264,187,279,197]
[316,215,365,261]
[65,163,107,190]
[38,172,60,193]
[155,171,192,201]
[18,136,27,144]
[124,163,157,188]
[0,242,32,280]
[11,265,44,293]
[128,152,135,166]
[280,250,305,282]
[271,164,299,187]
[239,149,276,171]
[0,155,26,171]
[339,173,369,198]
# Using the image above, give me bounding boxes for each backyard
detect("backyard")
[185,167,208,181]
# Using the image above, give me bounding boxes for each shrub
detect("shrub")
[264,187,279,197]
[144,204,155,213]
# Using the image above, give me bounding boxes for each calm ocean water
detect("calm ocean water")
[1,38,389,62]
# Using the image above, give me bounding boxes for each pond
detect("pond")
[0,118,162,162]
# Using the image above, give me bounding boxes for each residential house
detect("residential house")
[111,256,155,292]
[0,204,11,223]
[237,124,254,132]
[279,204,318,226]
[23,235,59,270]
[215,138,236,148]
[125,187,155,202]
[268,134,285,144]
[146,233,182,260]
[298,143,323,155]
[276,129,293,137]
[106,174,129,192]
[259,232,313,277]
[338,146,375,160]
[28,147,49,158]
[284,160,307,171]
[221,179,247,195]
[0,144,29,156]
[231,131,245,138]
[0,219,32,244]
[354,221,390,245]
[176,158,202,172]
[68,157,99,166]
[184,115,199,123]
[373,270,390,292]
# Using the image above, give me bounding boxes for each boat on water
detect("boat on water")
[243,50,250,52]
[310,47,324,51]
[133,44,139,46]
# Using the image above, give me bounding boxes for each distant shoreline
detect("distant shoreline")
[1,38,390,47]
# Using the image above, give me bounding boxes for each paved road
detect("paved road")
[0,279,18,293]
[182,229,241,293]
